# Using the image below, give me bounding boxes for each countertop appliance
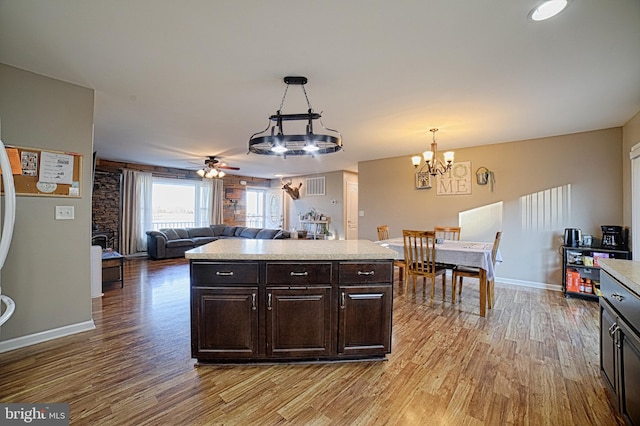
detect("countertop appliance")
[601,225,626,249]
[564,228,582,247]
[0,138,16,328]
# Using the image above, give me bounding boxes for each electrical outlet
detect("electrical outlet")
[55,206,74,220]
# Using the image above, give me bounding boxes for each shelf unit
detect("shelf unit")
[562,245,631,300]
[299,219,329,240]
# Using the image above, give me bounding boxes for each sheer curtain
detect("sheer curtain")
[196,178,223,226]
[210,179,224,225]
[196,179,212,227]
[121,169,153,255]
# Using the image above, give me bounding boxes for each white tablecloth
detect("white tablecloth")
[375,238,502,281]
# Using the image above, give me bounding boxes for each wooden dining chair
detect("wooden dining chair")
[434,226,461,241]
[377,225,405,283]
[452,230,502,307]
[402,230,447,305]
[433,226,461,302]
[377,225,390,241]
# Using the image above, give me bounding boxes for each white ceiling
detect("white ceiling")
[1,1,639,178]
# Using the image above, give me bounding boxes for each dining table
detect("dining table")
[375,238,502,317]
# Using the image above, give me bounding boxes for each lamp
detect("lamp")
[248,76,342,157]
[412,128,454,182]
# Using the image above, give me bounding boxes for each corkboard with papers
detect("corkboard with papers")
[1,145,82,197]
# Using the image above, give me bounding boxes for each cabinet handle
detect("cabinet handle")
[611,293,625,302]
[341,292,346,309]
[251,293,257,311]
[267,293,272,310]
[290,271,309,276]
[609,322,619,337]
[357,270,375,276]
[216,271,234,276]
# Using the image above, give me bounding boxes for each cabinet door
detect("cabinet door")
[338,285,392,357]
[191,287,259,360]
[619,320,640,426]
[266,287,332,358]
[600,300,618,394]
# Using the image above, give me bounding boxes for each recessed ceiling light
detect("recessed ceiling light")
[529,0,571,22]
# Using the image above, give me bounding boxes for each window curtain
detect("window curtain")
[196,179,212,227]
[210,179,224,225]
[121,169,153,255]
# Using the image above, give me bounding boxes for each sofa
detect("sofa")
[146,225,288,259]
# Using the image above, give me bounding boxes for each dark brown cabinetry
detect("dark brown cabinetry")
[338,261,393,356]
[266,287,332,358]
[190,259,393,363]
[191,287,259,359]
[600,270,640,425]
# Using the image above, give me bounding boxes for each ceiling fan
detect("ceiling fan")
[195,156,239,179]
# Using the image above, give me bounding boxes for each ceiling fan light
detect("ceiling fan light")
[205,169,217,178]
[217,170,226,178]
[196,169,206,177]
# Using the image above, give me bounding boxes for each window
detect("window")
[152,178,210,229]
[246,187,266,227]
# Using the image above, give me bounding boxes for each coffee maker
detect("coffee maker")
[601,225,627,249]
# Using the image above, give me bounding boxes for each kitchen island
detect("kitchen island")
[598,259,640,426]
[186,239,397,364]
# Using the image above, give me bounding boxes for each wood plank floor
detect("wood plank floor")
[0,257,624,425]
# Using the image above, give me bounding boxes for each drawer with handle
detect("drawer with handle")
[601,270,640,330]
[191,261,259,286]
[339,261,393,284]
[266,262,332,285]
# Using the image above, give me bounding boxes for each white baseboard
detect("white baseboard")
[0,320,96,353]
[494,276,562,292]
[444,271,562,292]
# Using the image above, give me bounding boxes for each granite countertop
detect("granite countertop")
[185,239,398,261]
[599,258,640,296]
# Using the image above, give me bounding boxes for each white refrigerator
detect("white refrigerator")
[0,139,16,327]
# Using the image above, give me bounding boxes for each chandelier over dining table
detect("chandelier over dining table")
[411,128,454,176]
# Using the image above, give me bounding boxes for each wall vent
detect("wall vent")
[306,176,325,196]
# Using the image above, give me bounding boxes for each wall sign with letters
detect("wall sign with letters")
[437,161,472,195]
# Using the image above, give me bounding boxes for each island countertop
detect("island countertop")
[599,258,640,297]
[185,238,398,260]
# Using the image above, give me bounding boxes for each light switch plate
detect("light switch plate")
[55,206,74,220]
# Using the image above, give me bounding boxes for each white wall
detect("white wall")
[359,128,624,289]
[282,170,357,240]
[0,64,95,346]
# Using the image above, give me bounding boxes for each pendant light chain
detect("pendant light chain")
[301,85,314,112]
[277,84,290,113]
[277,83,314,112]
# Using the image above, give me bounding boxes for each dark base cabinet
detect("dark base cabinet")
[266,287,333,358]
[339,285,392,356]
[191,287,259,359]
[600,270,640,426]
[190,259,394,363]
